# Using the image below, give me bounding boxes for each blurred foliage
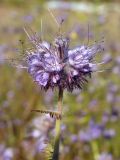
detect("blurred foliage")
[0,0,120,7]
[0,1,120,160]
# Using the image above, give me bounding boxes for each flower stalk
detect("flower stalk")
[52,87,63,160]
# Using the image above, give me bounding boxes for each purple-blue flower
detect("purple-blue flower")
[98,152,113,160]
[21,28,104,91]
[79,120,104,142]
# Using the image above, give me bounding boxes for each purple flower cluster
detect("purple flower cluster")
[79,119,116,142]
[24,30,104,91]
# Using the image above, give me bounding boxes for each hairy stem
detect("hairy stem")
[52,87,63,160]
[58,87,63,114]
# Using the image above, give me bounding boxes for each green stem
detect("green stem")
[91,140,99,160]
[52,87,63,160]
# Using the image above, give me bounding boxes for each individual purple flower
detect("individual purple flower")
[103,129,116,139]
[79,130,92,142]
[20,28,104,91]
[23,15,33,24]
[79,119,105,142]
[110,107,119,122]
[98,152,113,160]
[35,136,48,153]
[3,148,14,160]
[70,134,78,142]
[102,112,109,124]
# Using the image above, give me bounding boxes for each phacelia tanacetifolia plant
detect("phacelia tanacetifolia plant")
[9,11,108,158]
[18,24,106,159]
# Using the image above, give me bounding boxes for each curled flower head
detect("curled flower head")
[22,28,105,92]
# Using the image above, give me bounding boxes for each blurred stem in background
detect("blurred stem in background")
[91,140,99,160]
[52,88,63,160]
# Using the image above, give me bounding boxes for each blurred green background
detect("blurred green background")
[0,0,120,160]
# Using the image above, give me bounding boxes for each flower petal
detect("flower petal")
[35,71,49,86]
[52,75,60,83]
